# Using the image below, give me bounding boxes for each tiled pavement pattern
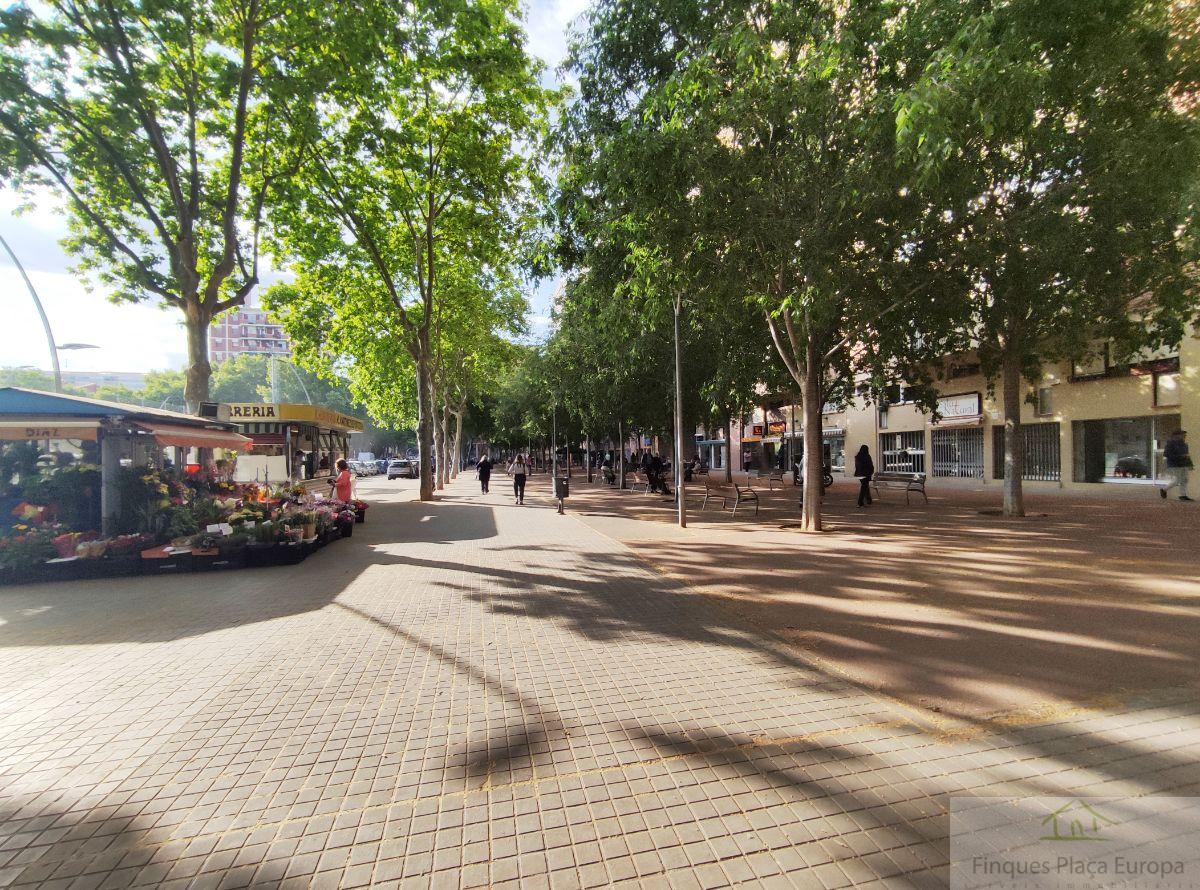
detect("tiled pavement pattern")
[0,476,1198,889]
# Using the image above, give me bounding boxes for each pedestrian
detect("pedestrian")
[328,458,354,503]
[508,454,528,505]
[854,444,874,507]
[1162,430,1193,501]
[477,455,492,494]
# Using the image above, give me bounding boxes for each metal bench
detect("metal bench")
[757,468,786,489]
[723,481,759,516]
[869,471,928,504]
[629,471,651,494]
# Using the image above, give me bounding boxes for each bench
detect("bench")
[869,472,928,504]
[629,471,651,494]
[757,468,786,489]
[723,482,759,517]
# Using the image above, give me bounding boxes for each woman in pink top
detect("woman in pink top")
[330,458,354,502]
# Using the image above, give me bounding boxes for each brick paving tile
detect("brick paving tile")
[1,475,1199,889]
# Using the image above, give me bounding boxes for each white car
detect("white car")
[387,459,416,479]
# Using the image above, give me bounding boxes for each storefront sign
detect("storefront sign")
[750,424,765,437]
[936,392,982,419]
[767,421,787,435]
[0,419,101,441]
[223,403,364,432]
[227,403,279,420]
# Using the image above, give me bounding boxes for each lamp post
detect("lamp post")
[1,233,62,392]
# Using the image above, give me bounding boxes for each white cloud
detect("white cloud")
[525,0,588,79]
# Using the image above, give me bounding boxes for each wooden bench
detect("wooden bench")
[723,481,759,516]
[869,472,928,504]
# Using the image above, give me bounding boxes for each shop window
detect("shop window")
[823,436,846,472]
[1072,415,1181,482]
[1071,346,1108,379]
[993,423,1061,481]
[880,431,925,474]
[1154,372,1181,407]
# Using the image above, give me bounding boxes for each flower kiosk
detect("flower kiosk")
[216,402,364,492]
[1,388,362,584]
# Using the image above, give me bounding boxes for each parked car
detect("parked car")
[387,458,416,480]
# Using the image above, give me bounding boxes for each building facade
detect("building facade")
[209,297,290,363]
[727,329,1198,492]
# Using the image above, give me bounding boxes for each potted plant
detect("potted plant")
[351,499,368,523]
[0,526,57,585]
[246,521,280,568]
[293,510,318,542]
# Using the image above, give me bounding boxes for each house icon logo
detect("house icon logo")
[1040,801,1118,842]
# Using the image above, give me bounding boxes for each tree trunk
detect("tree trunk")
[451,408,464,479]
[432,397,446,491]
[724,413,734,484]
[183,299,212,413]
[416,334,434,501]
[617,419,626,489]
[800,330,823,532]
[1001,350,1026,517]
[673,297,687,528]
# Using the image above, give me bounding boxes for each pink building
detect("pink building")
[209,296,290,363]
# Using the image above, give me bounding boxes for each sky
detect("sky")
[0,0,586,375]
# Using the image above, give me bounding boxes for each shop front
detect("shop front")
[218,403,364,488]
[1072,414,1181,484]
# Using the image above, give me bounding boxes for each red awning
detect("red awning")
[134,422,252,450]
[933,414,983,428]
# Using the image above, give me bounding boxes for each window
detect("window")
[1071,346,1108,379]
[932,428,984,478]
[1036,387,1053,416]
[880,431,925,474]
[1073,415,1181,482]
[992,423,1061,481]
[1154,372,1181,407]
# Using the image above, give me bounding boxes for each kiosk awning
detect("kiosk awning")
[134,422,252,450]
[0,418,102,441]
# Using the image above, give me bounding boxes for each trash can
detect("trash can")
[554,476,570,499]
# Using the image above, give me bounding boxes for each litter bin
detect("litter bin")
[554,476,570,499]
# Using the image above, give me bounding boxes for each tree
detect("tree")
[899,0,1200,515]
[563,0,956,530]
[267,0,552,500]
[0,0,355,409]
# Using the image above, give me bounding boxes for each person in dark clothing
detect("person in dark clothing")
[853,444,874,507]
[477,456,492,493]
[1162,430,1192,501]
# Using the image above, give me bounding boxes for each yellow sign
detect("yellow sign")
[223,403,363,432]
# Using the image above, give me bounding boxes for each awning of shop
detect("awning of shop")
[248,432,287,445]
[933,414,983,428]
[134,422,252,450]
[821,428,845,437]
[0,418,102,441]
[741,436,762,444]
[697,439,726,446]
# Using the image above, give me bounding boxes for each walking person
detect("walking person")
[854,444,874,508]
[477,455,492,494]
[508,454,528,505]
[1162,430,1193,501]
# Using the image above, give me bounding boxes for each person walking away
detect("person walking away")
[508,455,528,505]
[1162,430,1192,501]
[477,455,492,494]
[329,458,354,503]
[854,445,874,507]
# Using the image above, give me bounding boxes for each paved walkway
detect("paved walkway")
[0,474,1197,889]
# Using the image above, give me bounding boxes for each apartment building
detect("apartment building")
[727,329,1197,492]
[210,296,290,363]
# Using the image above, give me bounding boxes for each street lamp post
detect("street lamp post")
[1,233,61,392]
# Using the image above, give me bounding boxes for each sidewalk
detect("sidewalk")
[0,473,1196,889]
[566,471,1200,723]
